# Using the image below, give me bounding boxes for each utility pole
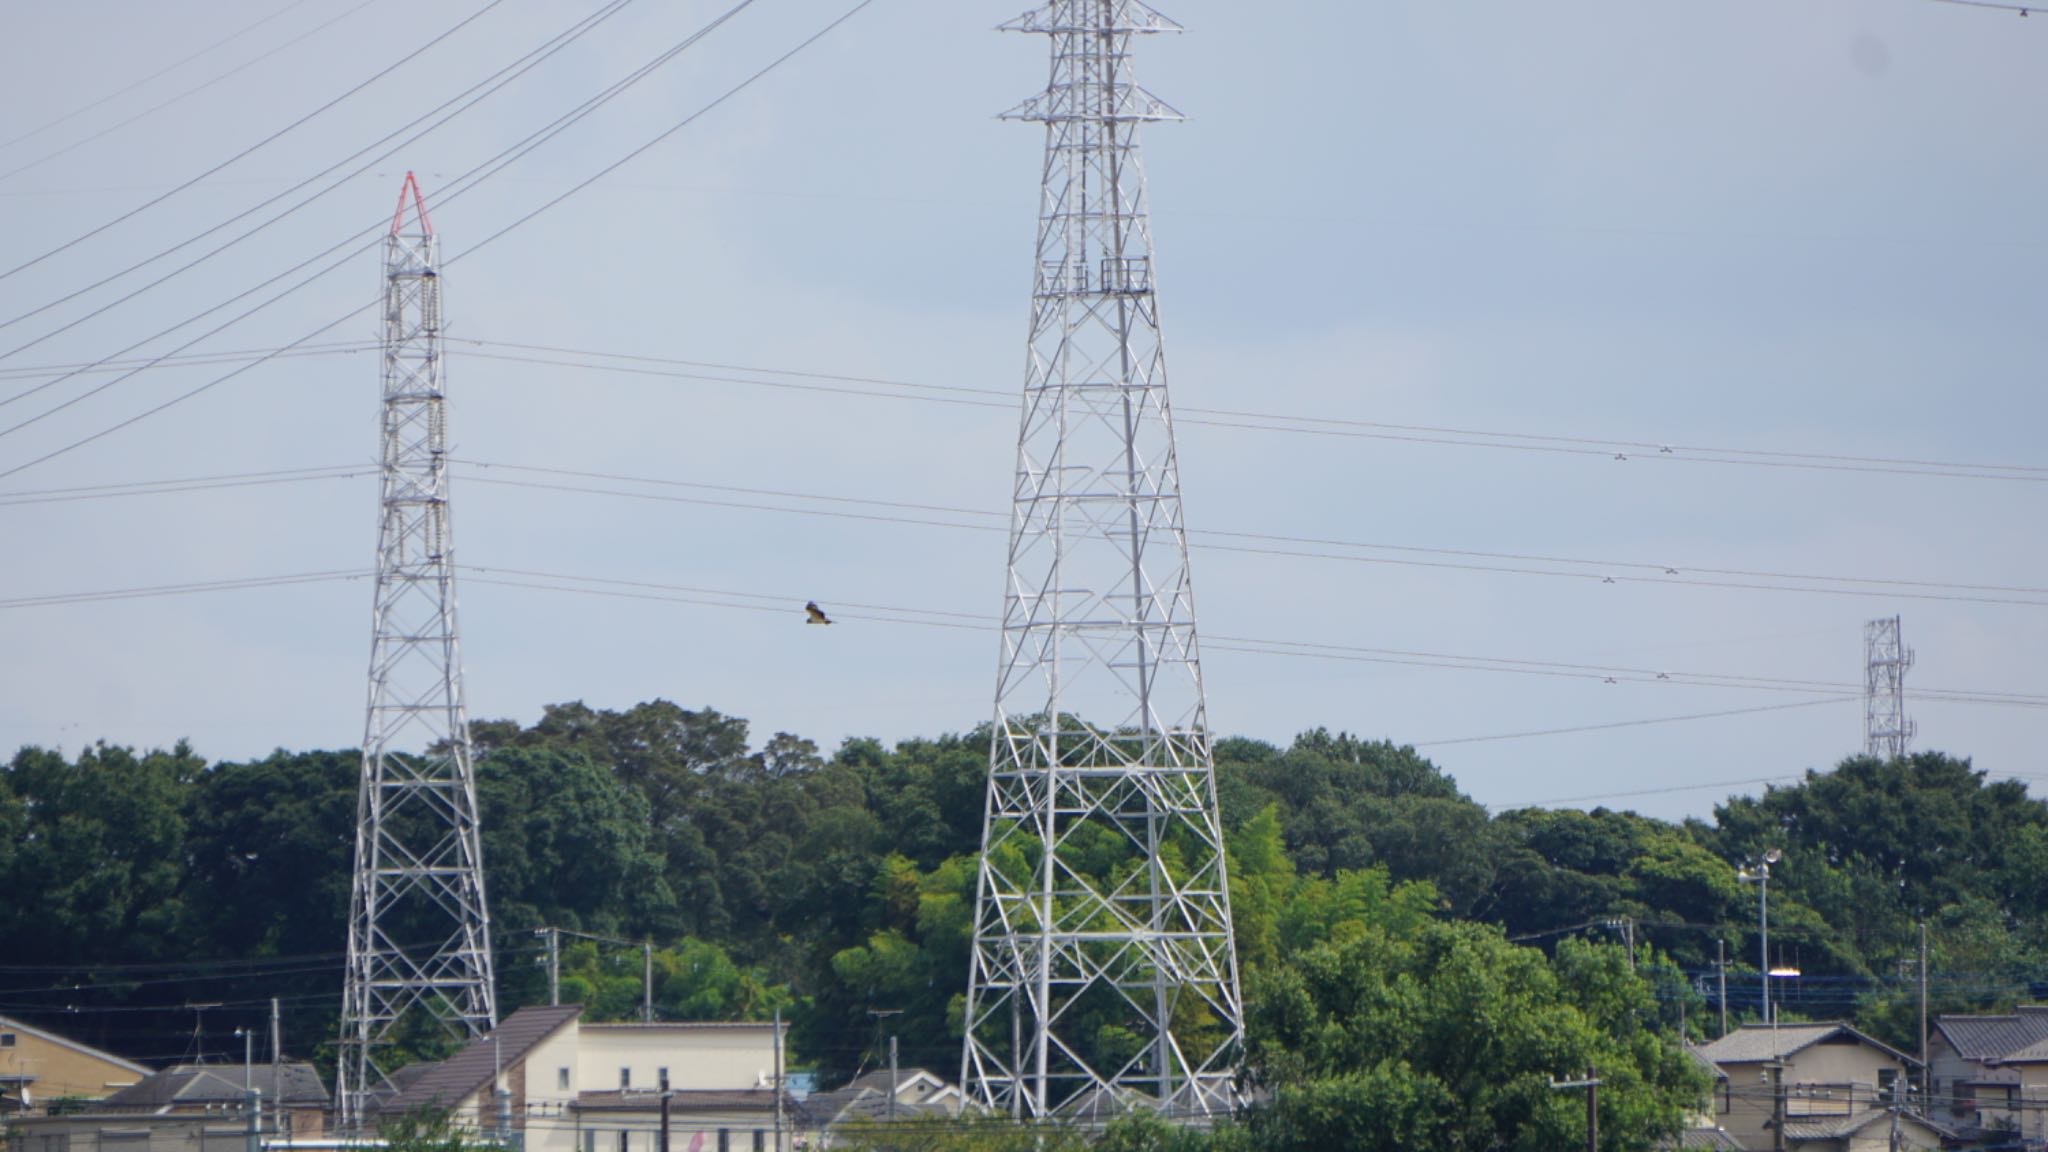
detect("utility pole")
[888,1035,899,1122]
[1919,921,1930,1097]
[1864,617,1916,760]
[659,1087,671,1152]
[643,938,654,1024]
[1550,1065,1601,1152]
[773,1009,785,1152]
[1717,939,1729,1039]
[338,172,496,1132]
[960,0,1242,1123]
[1771,1062,1786,1152]
[270,998,283,1141]
[546,928,560,1007]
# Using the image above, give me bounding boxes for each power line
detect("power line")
[0,0,639,393]
[0,464,368,506]
[450,337,2048,484]
[0,340,373,383]
[1419,697,1861,751]
[0,0,322,154]
[0,0,868,481]
[446,459,2048,610]
[0,0,505,282]
[0,0,394,188]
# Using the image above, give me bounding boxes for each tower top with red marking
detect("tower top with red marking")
[391,171,433,237]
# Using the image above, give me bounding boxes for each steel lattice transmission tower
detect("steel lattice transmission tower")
[960,0,1242,1122]
[1864,615,1915,760]
[337,173,496,1130]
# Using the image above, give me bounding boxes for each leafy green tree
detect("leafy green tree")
[1244,875,1703,1152]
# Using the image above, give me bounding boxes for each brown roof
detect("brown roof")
[383,1005,582,1118]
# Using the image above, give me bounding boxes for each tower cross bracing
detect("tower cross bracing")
[961,0,1243,1122]
[337,173,496,1131]
[1864,615,1915,760]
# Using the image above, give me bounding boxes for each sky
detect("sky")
[1,0,2045,823]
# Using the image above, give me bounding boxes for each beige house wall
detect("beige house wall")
[0,1022,147,1102]
[1714,1043,1909,1152]
[575,1028,775,1095]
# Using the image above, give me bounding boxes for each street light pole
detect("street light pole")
[1738,850,1783,1026]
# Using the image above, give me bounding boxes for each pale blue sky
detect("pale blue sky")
[1,0,2044,820]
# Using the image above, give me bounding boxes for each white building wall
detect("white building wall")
[574,1027,776,1095]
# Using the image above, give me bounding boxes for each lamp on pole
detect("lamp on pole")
[1737,849,1783,1024]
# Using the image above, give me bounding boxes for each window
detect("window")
[0,1033,14,1048]
[620,1068,631,1089]
[559,1068,571,1091]
[584,1134,597,1152]
[752,1131,765,1152]
[717,1130,731,1152]
[618,1131,630,1152]
[1879,1069,1898,1100]
[658,1068,670,1091]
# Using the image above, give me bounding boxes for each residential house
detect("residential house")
[1778,1108,1952,1152]
[6,1063,328,1152]
[377,1005,790,1152]
[794,1069,964,1146]
[1694,1022,1920,1152]
[1659,1046,1742,1151]
[1928,1005,2048,1141]
[0,1016,150,1114]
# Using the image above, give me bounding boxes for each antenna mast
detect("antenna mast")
[337,172,496,1130]
[961,0,1242,1121]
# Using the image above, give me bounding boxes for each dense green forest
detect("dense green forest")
[4,701,2043,1148]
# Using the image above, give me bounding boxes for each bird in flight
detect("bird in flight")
[805,601,833,625]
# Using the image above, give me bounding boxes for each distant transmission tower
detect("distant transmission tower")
[1864,615,1915,760]
[960,1,1242,1121]
[337,173,496,1130]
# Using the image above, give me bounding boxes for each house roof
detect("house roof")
[383,1005,583,1117]
[100,1064,327,1110]
[1684,1046,1730,1082]
[1781,1108,1953,1144]
[572,1089,781,1114]
[841,1069,947,1096]
[0,1015,151,1077]
[1935,1008,2048,1063]
[1695,1022,1919,1069]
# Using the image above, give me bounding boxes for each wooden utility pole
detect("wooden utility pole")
[643,938,654,1024]
[1550,1065,1601,1152]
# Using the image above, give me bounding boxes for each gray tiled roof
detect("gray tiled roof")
[1684,1046,1730,1082]
[1781,1107,1953,1145]
[1695,1022,1917,1068]
[101,1064,327,1110]
[1936,1008,2048,1062]
[383,1005,583,1118]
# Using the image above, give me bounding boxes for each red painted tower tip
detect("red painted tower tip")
[391,171,434,237]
